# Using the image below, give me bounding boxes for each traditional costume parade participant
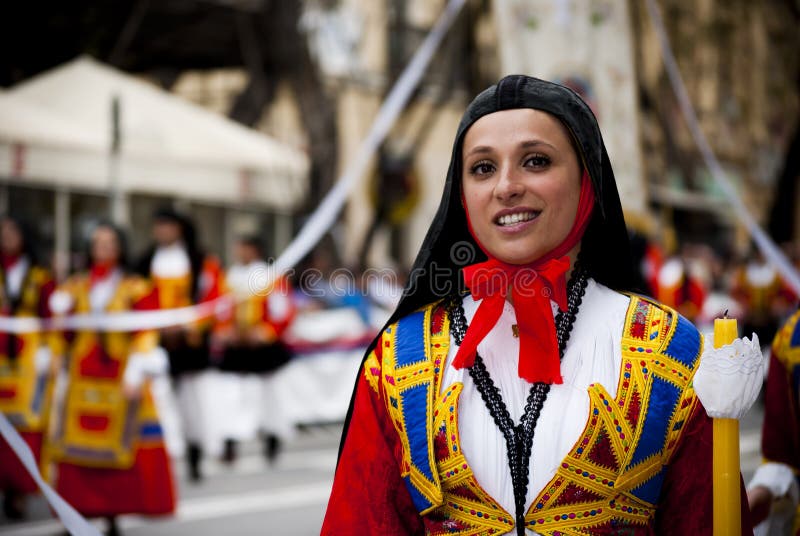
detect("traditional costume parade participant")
[748,307,800,535]
[654,252,707,323]
[0,215,55,520]
[214,235,295,463]
[323,75,753,534]
[732,253,790,346]
[48,222,175,534]
[136,208,223,482]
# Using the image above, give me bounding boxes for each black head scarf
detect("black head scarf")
[392,74,636,326]
[338,75,637,458]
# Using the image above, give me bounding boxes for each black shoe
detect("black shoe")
[106,516,121,536]
[2,489,25,520]
[222,438,238,465]
[187,443,203,483]
[264,434,282,464]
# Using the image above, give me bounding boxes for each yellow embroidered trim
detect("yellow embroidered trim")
[363,346,381,395]
[524,296,702,533]
[380,306,443,514]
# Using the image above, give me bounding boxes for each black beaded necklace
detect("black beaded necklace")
[447,263,588,536]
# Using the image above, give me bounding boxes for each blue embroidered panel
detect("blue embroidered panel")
[663,315,701,370]
[404,474,433,512]
[395,311,427,368]
[791,319,800,347]
[630,466,667,504]
[140,422,164,438]
[627,376,680,468]
[401,382,434,482]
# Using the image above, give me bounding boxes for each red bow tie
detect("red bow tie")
[452,256,571,384]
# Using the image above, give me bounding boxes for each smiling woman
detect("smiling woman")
[461,108,583,267]
[322,75,755,535]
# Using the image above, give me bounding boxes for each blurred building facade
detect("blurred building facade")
[170,0,800,271]
[1,0,798,276]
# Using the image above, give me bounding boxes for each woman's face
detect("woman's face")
[461,108,582,265]
[1,219,23,256]
[91,226,120,265]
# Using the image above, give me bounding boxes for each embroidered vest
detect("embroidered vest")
[364,295,703,535]
[772,309,800,389]
[0,266,53,431]
[49,275,163,469]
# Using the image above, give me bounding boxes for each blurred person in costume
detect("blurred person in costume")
[0,215,55,520]
[214,235,295,463]
[748,306,800,535]
[323,76,754,534]
[747,310,800,536]
[654,245,708,323]
[48,222,175,534]
[136,208,223,482]
[733,250,797,345]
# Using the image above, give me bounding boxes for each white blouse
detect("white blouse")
[4,256,30,300]
[151,244,191,279]
[440,279,630,534]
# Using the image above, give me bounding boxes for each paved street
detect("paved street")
[0,424,341,536]
[1,401,767,536]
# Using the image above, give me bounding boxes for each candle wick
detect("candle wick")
[723,309,729,319]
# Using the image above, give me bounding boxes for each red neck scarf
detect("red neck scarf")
[453,171,595,384]
[90,262,117,285]
[0,253,21,271]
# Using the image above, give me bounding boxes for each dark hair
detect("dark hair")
[0,214,40,265]
[237,234,264,255]
[153,206,198,255]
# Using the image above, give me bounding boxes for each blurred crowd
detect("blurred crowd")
[0,207,798,534]
[629,228,799,344]
[0,210,400,534]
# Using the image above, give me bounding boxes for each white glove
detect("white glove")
[749,462,800,504]
[122,347,169,392]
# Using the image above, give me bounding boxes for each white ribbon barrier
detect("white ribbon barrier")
[0,298,225,333]
[644,0,800,296]
[0,412,102,536]
[0,0,467,336]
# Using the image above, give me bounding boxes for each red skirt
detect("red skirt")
[56,445,176,517]
[0,430,42,494]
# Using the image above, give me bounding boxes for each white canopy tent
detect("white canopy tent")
[2,56,309,211]
[0,91,105,150]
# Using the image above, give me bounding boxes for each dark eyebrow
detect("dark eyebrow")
[520,139,557,151]
[464,139,557,159]
[463,145,493,158]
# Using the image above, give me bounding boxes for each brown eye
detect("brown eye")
[524,155,551,168]
[470,161,495,176]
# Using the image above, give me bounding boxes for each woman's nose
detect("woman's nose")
[494,166,524,202]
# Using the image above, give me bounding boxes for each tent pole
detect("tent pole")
[109,95,128,226]
[54,187,70,282]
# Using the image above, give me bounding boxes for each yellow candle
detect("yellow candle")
[712,316,739,536]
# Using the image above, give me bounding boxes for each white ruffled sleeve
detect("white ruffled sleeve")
[123,347,170,391]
